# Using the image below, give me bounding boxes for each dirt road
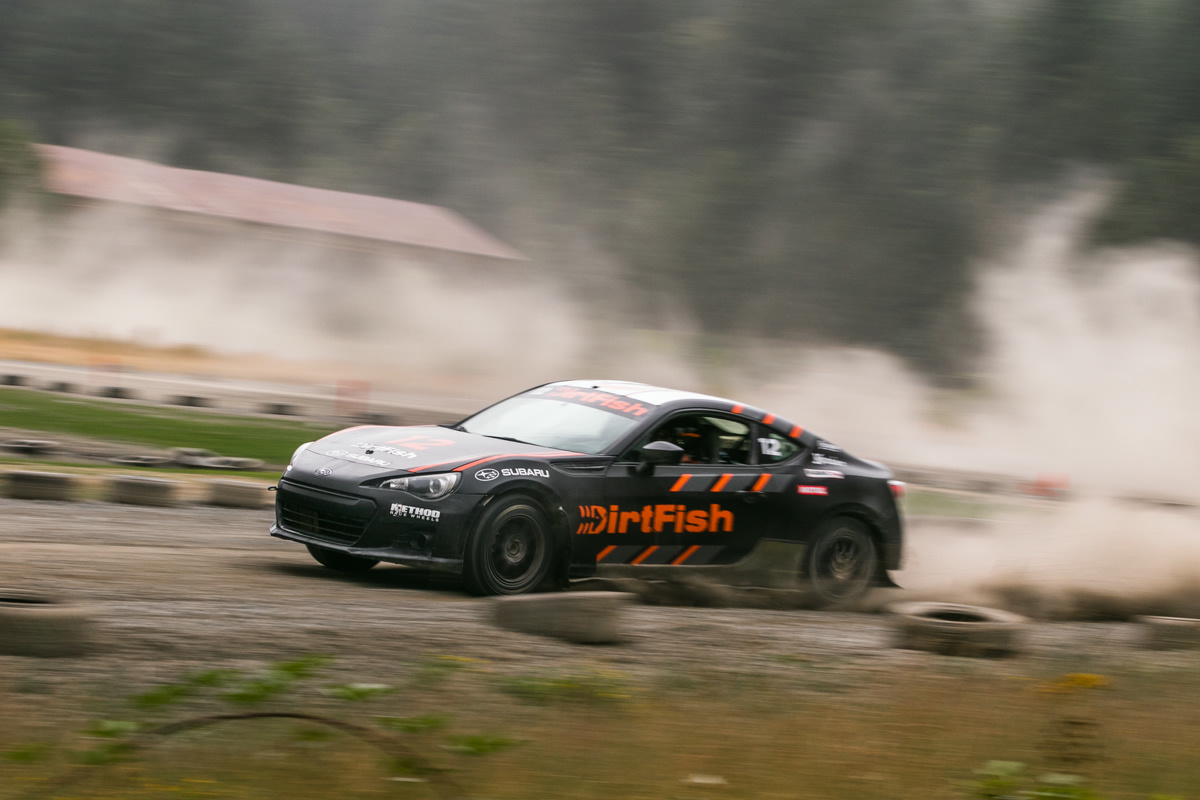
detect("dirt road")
[0,497,1173,697]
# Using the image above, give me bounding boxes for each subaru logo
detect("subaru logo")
[475,468,500,481]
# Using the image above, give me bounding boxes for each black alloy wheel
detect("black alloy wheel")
[464,496,552,596]
[807,517,878,607]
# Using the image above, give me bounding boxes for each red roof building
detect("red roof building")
[37,144,524,262]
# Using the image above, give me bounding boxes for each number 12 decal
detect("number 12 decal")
[759,438,782,456]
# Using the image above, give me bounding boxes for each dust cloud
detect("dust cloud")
[3,187,1200,617]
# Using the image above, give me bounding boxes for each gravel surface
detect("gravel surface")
[2,498,1196,703]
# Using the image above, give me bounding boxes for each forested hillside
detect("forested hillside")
[2,0,1198,380]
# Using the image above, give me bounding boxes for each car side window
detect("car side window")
[756,430,801,465]
[624,414,753,465]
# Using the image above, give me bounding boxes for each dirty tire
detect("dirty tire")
[807,516,878,608]
[306,544,379,572]
[5,470,79,501]
[464,496,552,596]
[206,479,268,508]
[0,590,94,657]
[108,475,180,507]
[1137,616,1200,650]
[888,602,1026,657]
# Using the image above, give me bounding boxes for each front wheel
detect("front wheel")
[306,544,379,573]
[807,517,878,608]
[463,496,553,596]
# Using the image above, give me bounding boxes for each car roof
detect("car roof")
[544,379,740,409]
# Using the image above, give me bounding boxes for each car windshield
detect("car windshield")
[460,395,642,454]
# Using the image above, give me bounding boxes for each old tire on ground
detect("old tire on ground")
[108,475,180,507]
[4,470,79,501]
[1138,616,1200,650]
[0,590,94,657]
[888,602,1026,657]
[206,479,269,508]
[464,496,553,596]
[306,544,379,572]
[807,516,878,608]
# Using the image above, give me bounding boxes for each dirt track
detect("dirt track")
[1,497,1183,700]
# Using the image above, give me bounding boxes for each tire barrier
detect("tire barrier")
[1,439,60,456]
[0,589,94,657]
[1137,616,1200,650]
[108,454,173,468]
[107,475,180,507]
[1,374,29,386]
[887,601,1027,658]
[171,395,212,408]
[492,591,634,644]
[4,470,79,501]
[96,386,136,400]
[261,402,299,416]
[205,479,270,508]
[200,456,265,471]
[171,447,216,467]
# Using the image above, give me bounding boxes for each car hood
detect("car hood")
[292,425,580,477]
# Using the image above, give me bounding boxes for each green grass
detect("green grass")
[5,659,1200,799]
[903,487,1009,519]
[0,386,338,465]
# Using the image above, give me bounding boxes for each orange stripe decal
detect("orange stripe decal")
[789,425,803,438]
[711,473,732,492]
[631,546,659,565]
[751,473,771,492]
[762,413,776,425]
[596,545,617,562]
[731,404,744,414]
[453,451,577,472]
[672,545,701,565]
[670,474,691,492]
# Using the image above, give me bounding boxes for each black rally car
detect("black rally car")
[271,380,904,604]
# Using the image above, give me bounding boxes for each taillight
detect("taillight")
[888,480,906,499]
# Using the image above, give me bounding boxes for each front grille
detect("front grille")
[279,496,370,546]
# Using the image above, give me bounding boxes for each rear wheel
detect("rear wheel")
[463,496,552,596]
[807,516,877,607]
[306,544,379,573]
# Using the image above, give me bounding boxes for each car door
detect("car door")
[594,412,787,568]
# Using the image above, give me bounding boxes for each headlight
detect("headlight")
[380,472,460,500]
[285,441,314,471]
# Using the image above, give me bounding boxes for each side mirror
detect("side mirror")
[637,440,684,475]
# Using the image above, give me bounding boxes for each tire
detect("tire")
[463,496,553,596]
[1137,616,1200,650]
[807,516,878,608]
[888,601,1026,658]
[0,589,94,657]
[306,544,379,572]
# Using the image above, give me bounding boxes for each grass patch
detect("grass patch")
[904,487,1010,518]
[0,386,337,465]
[7,661,1200,799]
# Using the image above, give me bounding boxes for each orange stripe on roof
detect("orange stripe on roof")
[672,545,702,565]
[711,474,732,492]
[670,474,692,492]
[731,404,744,414]
[596,545,617,562]
[631,546,659,565]
[751,473,771,492]
[789,425,803,438]
[762,413,776,425]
